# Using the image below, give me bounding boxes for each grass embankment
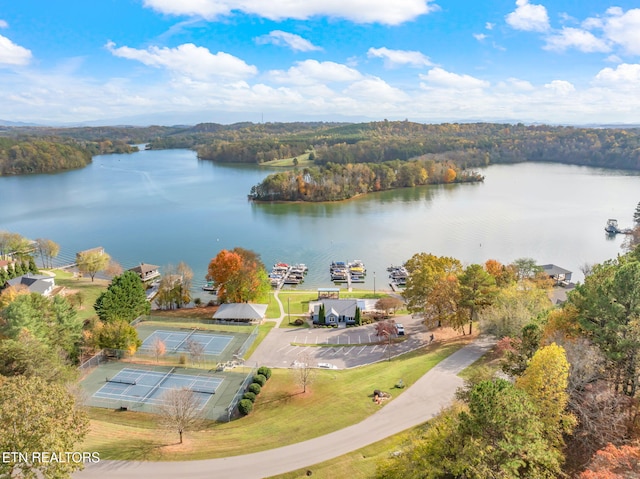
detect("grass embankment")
[53,270,108,321]
[268,428,417,479]
[81,339,468,461]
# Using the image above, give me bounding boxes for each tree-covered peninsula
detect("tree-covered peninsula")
[249,159,483,202]
[0,137,137,176]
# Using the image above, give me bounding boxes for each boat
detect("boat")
[605,219,633,235]
[202,281,216,292]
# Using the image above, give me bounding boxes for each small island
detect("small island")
[249,159,484,202]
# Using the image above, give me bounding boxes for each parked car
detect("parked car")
[318,362,338,369]
[396,323,405,335]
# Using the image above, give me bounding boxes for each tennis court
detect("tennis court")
[140,329,233,355]
[93,367,224,409]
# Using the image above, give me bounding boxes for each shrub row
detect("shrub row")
[238,366,273,416]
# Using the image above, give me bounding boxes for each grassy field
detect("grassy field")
[53,269,108,321]
[260,152,313,167]
[81,339,469,461]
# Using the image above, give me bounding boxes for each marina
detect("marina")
[330,260,367,288]
[270,263,308,288]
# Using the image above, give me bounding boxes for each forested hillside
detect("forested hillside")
[0,137,137,176]
[196,121,640,170]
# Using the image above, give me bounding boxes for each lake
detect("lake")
[2,148,638,292]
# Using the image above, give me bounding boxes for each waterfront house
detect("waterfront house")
[128,263,161,282]
[540,264,573,286]
[213,303,268,323]
[310,298,361,325]
[7,274,55,296]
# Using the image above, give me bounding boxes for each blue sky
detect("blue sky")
[1,0,639,125]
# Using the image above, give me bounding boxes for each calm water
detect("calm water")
[2,148,638,291]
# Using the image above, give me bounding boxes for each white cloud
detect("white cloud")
[601,8,640,55]
[473,33,488,41]
[419,67,489,90]
[106,42,257,80]
[505,0,550,32]
[0,34,32,66]
[269,60,362,85]
[505,77,535,91]
[485,22,495,30]
[255,31,321,52]
[367,47,432,68]
[594,63,640,87]
[143,0,437,25]
[0,20,8,29]
[343,77,408,102]
[544,79,575,95]
[544,27,610,53]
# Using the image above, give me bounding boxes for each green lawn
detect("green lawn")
[81,340,468,461]
[260,152,314,167]
[53,269,108,321]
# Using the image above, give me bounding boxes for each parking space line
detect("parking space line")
[343,346,355,355]
[357,346,368,355]
[276,344,290,352]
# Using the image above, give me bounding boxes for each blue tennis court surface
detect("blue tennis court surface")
[140,329,233,355]
[92,368,224,409]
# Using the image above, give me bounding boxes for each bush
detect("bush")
[178,354,187,365]
[253,374,267,387]
[242,392,256,402]
[238,399,253,415]
[257,366,272,379]
[293,318,304,326]
[248,383,261,395]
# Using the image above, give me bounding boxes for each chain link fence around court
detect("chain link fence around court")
[81,361,254,420]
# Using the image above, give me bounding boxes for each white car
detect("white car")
[396,323,405,335]
[318,362,338,369]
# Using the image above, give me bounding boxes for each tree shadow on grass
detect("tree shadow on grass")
[100,440,166,461]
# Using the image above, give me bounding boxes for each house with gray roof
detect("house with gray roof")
[128,263,160,282]
[310,299,362,325]
[540,264,573,285]
[7,274,55,296]
[213,303,268,323]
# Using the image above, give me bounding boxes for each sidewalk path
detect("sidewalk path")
[76,336,495,479]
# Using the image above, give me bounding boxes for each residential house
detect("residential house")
[7,274,55,296]
[310,298,362,325]
[128,263,161,282]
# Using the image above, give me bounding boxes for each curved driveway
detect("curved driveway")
[76,336,494,479]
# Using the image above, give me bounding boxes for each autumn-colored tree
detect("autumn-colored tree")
[458,263,498,334]
[152,337,166,363]
[580,443,640,479]
[424,274,466,332]
[403,252,462,314]
[479,283,551,338]
[0,283,30,308]
[375,296,404,316]
[0,375,89,479]
[35,237,59,268]
[443,167,456,183]
[516,343,575,447]
[76,249,111,281]
[206,248,269,303]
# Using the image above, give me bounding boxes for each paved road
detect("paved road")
[76,336,494,479]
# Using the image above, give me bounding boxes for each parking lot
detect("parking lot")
[250,315,433,369]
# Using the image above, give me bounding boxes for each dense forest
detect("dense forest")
[249,159,483,202]
[196,121,640,170]
[3,121,640,176]
[0,136,137,176]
